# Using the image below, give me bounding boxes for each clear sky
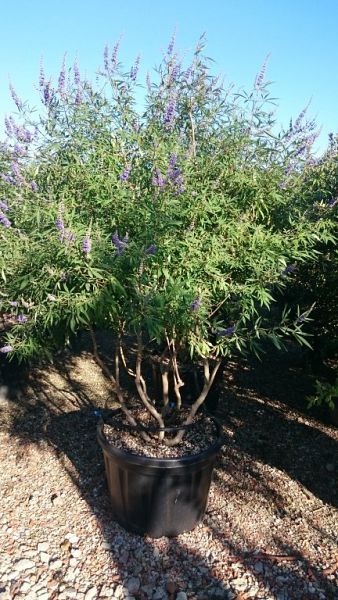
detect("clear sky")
[1,0,337,153]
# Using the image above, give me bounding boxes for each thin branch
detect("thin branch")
[160,359,170,410]
[189,108,196,157]
[170,339,184,409]
[119,341,136,377]
[135,334,166,441]
[88,326,151,441]
[164,358,222,447]
[208,297,227,319]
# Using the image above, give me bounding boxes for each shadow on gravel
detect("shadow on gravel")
[218,352,338,509]
[1,342,337,598]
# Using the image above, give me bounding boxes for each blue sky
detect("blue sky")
[1,0,337,153]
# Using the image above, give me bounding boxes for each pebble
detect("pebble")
[176,593,188,600]
[126,577,140,594]
[71,548,82,558]
[142,584,155,596]
[37,542,49,552]
[152,588,168,600]
[166,580,176,594]
[253,560,264,574]
[15,559,35,572]
[84,585,98,600]
[49,559,62,570]
[66,533,79,544]
[63,587,77,598]
[39,552,50,564]
[102,541,111,550]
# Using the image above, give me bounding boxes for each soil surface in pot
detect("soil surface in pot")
[103,406,218,458]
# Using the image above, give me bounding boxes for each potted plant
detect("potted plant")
[0,35,335,536]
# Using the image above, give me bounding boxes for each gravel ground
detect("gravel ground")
[0,345,337,600]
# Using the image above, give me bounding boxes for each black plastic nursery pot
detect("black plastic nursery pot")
[97,414,224,538]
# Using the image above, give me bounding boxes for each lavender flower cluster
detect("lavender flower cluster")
[130,55,140,82]
[9,83,23,111]
[190,297,201,311]
[217,325,236,338]
[103,40,121,74]
[167,154,185,194]
[112,232,129,256]
[0,199,11,228]
[163,93,177,130]
[120,166,131,182]
[152,154,185,194]
[82,234,91,254]
[0,345,13,354]
[55,209,76,244]
[282,264,297,277]
[4,116,34,143]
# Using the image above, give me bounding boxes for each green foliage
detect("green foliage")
[308,376,338,411]
[0,38,335,366]
[284,137,338,361]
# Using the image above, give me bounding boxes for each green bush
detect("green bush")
[0,36,335,443]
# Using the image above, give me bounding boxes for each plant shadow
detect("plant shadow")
[1,342,337,598]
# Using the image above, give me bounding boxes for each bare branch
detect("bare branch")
[135,334,166,440]
[189,108,196,157]
[170,340,184,409]
[119,342,136,377]
[88,327,151,442]
[160,359,170,409]
[164,358,222,447]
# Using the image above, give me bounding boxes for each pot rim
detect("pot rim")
[97,411,224,469]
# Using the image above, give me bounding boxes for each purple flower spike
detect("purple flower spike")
[282,264,297,276]
[39,61,45,88]
[74,61,80,86]
[190,297,201,311]
[9,301,18,307]
[0,345,13,354]
[55,215,64,231]
[169,62,180,83]
[0,212,11,228]
[145,244,157,255]
[120,166,131,182]
[58,56,66,94]
[164,94,177,130]
[184,63,193,82]
[0,200,9,212]
[112,232,128,256]
[9,83,23,110]
[17,314,28,324]
[64,230,76,243]
[4,116,13,137]
[43,82,53,106]
[167,33,176,56]
[104,44,109,72]
[31,181,38,192]
[13,144,26,157]
[111,39,120,71]
[254,53,271,89]
[169,153,178,168]
[82,235,91,254]
[217,325,236,338]
[130,55,140,81]
[152,168,165,188]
